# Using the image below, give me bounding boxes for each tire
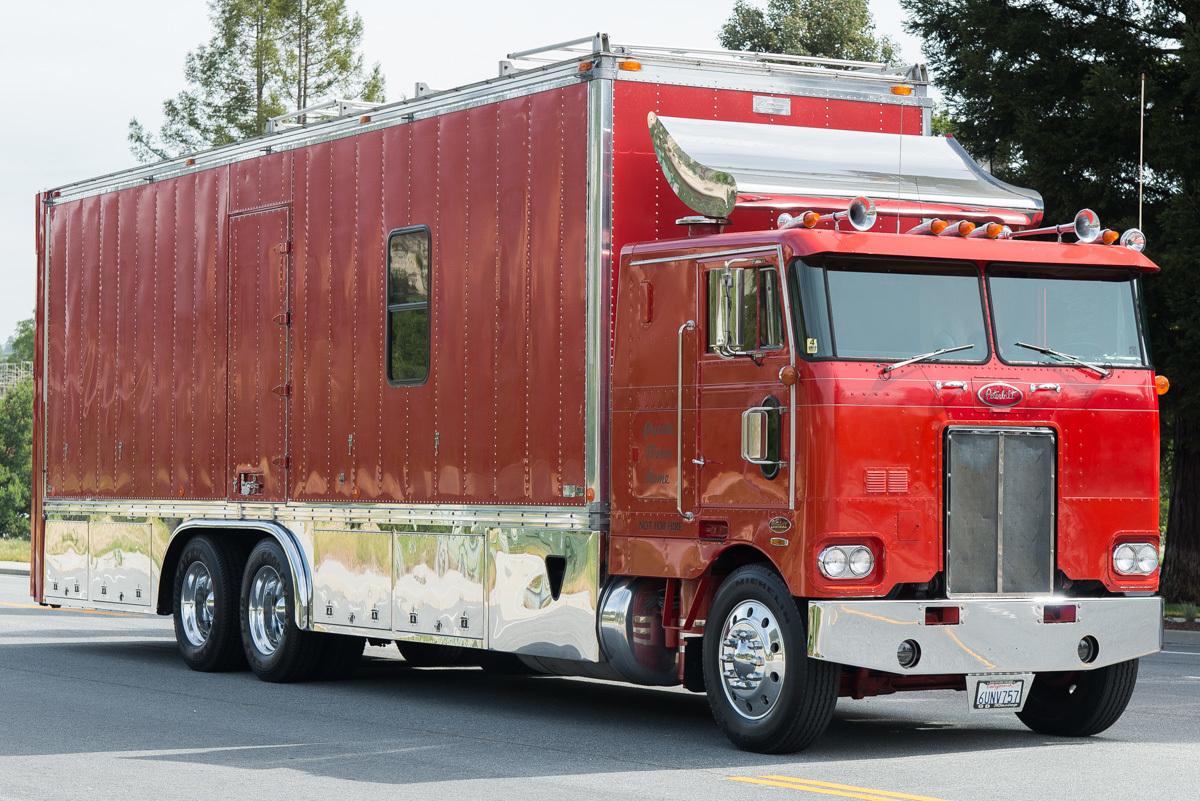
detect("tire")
[172,535,245,672]
[1017,659,1139,737]
[703,565,838,753]
[240,539,322,682]
[396,642,466,667]
[314,634,366,680]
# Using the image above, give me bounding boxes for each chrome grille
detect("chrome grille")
[945,428,1055,596]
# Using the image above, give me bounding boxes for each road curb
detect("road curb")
[0,561,30,576]
[1164,628,1200,648]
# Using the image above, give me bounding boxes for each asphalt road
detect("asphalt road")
[1,573,1197,801]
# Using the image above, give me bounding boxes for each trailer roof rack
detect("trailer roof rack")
[267,99,382,133]
[46,33,930,203]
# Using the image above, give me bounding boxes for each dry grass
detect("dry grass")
[0,538,30,563]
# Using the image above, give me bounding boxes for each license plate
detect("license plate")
[972,679,1025,710]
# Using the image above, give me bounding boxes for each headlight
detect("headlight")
[1113,541,1159,576]
[819,545,875,579]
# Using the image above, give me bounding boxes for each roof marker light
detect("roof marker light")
[908,218,947,236]
[1120,228,1147,252]
[1100,229,1121,245]
[618,59,642,71]
[968,222,1011,239]
[891,84,914,96]
[939,220,975,237]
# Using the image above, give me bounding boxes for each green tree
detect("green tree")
[129,0,385,162]
[720,0,897,63]
[3,318,33,364]
[0,378,32,539]
[902,0,1200,601]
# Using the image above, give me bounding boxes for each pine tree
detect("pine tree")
[128,0,385,162]
[720,0,897,63]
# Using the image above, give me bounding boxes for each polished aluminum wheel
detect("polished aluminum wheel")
[718,600,788,721]
[180,561,215,647]
[247,565,287,656]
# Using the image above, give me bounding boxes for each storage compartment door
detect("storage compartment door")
[44,519,88,600]
[312,527,392,630]
[393,532,485,639]
[89,521,152,606]
[227,207,291,501]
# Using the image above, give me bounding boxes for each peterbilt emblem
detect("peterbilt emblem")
[768,516,792,534]
[977,382,1024,407]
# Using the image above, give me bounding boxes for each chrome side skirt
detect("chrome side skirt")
[42,499,603,661]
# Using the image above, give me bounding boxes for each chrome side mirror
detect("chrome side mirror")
[709,266,758,358]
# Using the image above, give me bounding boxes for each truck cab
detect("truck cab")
[612,210,1162,750]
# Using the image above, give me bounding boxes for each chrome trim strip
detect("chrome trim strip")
[808,597,1162,675]
[584,74,614,508]
[677,320,696,521]
[172,518,312,629]
[43,498,604,529]
[771,244,797,510]
[630,245,778,267]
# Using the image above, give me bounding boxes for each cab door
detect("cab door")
[695,254,793,512]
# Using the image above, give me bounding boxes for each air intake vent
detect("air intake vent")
[866,468,909,494]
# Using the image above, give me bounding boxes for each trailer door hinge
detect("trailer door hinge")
[271,455,291,469]
[274,240,292,255]
[272,310,292,326]
[271,383,292,396]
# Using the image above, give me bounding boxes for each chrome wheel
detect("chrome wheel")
[247,565,287,656]
[718,600,788,721]
[180,561,215,647]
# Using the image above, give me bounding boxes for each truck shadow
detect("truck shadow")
[2,637,1179,787]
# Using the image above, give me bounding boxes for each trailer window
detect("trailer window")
[987,265,1148,368]
[386,226,431,385]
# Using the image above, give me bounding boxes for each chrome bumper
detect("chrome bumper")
[807,597,1162,675]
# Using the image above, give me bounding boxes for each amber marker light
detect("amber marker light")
[359,114,372,124]
[930,219,949,235]
[1101,229,1121,245]
[578,60,593,72]
[778,365,798,386]
[618,60,642,71]
[1156,375,1170,395]
[891,84,914,96]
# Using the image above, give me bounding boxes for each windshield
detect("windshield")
[793,259,989,363]
[988,265,1147,368]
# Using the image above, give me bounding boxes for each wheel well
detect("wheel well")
[708,543,776,583]
[155,527,266,615]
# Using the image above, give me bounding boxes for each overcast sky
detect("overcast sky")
[0,0,923,342]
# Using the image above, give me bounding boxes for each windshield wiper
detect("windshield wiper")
[1013,341,1109,378]
[882,344,974,374]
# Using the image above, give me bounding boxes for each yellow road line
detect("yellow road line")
[731,775,953,801]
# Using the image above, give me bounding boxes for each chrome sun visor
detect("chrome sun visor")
[647,112,1043,220]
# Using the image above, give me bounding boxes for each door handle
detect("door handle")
[677,320,696,521]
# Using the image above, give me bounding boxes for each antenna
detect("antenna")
[1138,72,1146,230]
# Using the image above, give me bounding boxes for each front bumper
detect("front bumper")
[807,597,1162,675]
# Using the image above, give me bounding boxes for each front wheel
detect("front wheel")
[240,539,323,682]
[1017,659,1139,736]
[702,565,838,753]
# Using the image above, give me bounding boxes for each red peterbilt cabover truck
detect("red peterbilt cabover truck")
[32,35,1164,752]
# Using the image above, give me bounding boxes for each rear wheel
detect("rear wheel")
[240,539,322,682]
[172,535,244,671]
[1017,659,1139,736]
[703,565,838,753]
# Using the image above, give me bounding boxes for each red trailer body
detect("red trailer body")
[31,35,1164,753]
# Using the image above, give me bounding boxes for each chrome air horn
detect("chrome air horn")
[1009,208,1101,243]
[778,196,877,232]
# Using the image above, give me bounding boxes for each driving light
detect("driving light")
[819,544,875,579]
[1120,228,1147,252]
[897,639,921,669]
[1113,541,1159,575]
